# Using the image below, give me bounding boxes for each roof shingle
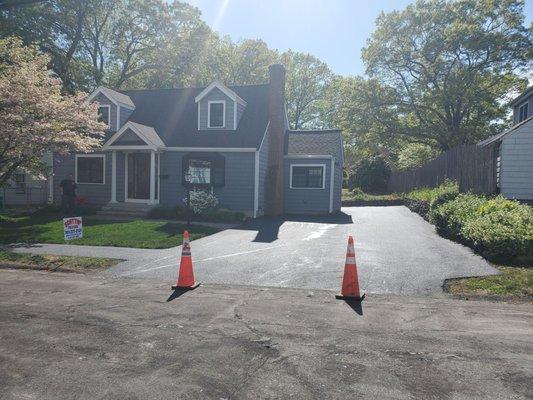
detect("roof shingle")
[286,130,343,161]
[120,85,269,149]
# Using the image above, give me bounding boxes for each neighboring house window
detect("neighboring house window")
[98,105,111,128]
[518,102,529,123]
[14,173,26,194]
[76,155,105,184]
[290,165,325,189]
[182,153,225,187]
[208,101,225,128]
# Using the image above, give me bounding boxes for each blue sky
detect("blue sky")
[184,0,533,77]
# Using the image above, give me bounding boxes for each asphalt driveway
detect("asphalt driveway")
[102,206,498,294]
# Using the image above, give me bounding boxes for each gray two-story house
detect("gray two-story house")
[51,65,344,216]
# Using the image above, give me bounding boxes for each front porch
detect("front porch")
[103,121,166,206]
[107,150,160,206]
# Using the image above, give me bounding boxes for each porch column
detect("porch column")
[110,151,117,203]
[149,150,156,204]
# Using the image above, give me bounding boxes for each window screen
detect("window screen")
[98,106,110,127]
[208,102,224,127]
[518,103,529,123]
[291,166,324,188]
[77,156,104,184]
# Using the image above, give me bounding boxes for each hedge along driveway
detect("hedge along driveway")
[0,212,219,249]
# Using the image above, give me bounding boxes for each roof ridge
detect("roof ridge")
[288,129,342,133]
[119,83,269,94]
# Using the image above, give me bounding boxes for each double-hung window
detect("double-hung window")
[290,165,325,189]
[208,101,225,128]
[518,102,529,123]
[98,105,111,129]
[76,155,105,184]
[182,153,225,187]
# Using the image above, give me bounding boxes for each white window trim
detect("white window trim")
[207,100,226,128]
[289,164,326,190]
[75,154,106,185]
[98,104,111,129]
[518,101,529,122]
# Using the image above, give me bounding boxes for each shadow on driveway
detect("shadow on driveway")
[235,211,354,243]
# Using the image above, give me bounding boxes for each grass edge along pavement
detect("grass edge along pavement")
[0,209,220,249]
[444,266,533,302]
[403,181,532,301]
[0,250,119,273]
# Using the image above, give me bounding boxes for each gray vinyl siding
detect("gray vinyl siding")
[257,129,269,215]
[500,120,533,200]
[513,95,533,125]
[95,94,118,138]
[53,152,111,206]
[198,88,235,130]
[159,151,255,215]
[119,106,134,128]
[333,160,342,211]
[284,158,332,214]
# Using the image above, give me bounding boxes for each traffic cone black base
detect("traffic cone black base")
[335,293,365,301]
[171,282,200,290]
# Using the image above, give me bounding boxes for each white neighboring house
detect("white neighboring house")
[479,116,533,200]
[2,153,53,206]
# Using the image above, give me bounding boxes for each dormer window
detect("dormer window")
[208,101,225,128]
[98,105,110,128]
[518,102,529,123]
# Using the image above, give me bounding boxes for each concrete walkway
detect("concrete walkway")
[1,269,531,400]
[10,206,499,295]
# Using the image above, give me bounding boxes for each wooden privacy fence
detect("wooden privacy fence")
[387,144,499,194]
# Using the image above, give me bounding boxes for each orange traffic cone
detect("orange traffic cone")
[335,236,365,301]
[171,230,200,290]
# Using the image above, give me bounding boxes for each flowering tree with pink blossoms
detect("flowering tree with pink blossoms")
[0,36,106,187]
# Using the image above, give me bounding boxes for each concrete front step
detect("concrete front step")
[96,210,151,218]
[97,202,154,218]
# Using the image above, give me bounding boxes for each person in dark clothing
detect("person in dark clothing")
[60,173,77,215]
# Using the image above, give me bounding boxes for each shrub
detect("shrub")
[461,199,533,259]
[405,180,458,204]
[429,193,485,237]
[429,181,459,209]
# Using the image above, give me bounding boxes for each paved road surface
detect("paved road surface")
[12,207,498,294]
[1,270,531,400]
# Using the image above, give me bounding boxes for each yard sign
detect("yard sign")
[63,217,83,241]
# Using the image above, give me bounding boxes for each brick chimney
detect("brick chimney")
[264,64,286,217]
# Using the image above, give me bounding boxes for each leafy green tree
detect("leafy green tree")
[280,50,333,129]
[397,143,439,170]
[362,0,532,150]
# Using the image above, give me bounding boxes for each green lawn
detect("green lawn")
[0,250,118,273]
[446,266,533,301]
[0,211,219,249]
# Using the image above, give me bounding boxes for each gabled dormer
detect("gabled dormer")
[88,86,135,133]
[510,86,532,125]
[195,82,247,131]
